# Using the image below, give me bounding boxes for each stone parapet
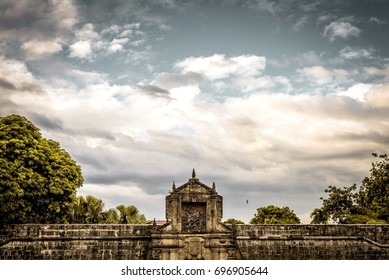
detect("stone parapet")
[234,224,389,259]
[0,224,152,260]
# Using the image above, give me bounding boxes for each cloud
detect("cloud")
[136,84,171,98]
[339,46,373,60]
[154,72,204,88]
[108,38,130,53]
[335,83,373,102]
[172,54,290,93]
[66,22,150,62]
[3,57,388,222]
[233,75,292,93]
[0,56,45,116]
[0,57,43,93]
[69,41,92,59]
[297,66,349,85]
[75,23,99,41]
[0,0,78,59]
[21,40,63,60]
[369,17,386,25]
[323,21,361,41]
[175,54,266,80]
[364,84,389,108]
[364,65,389,78]
[291,15,310,32]
[167,54,295,94]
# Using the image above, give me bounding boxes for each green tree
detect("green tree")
[103,208,120,224]
[224,218,244,224]
[85,195,104,223]
[71,195,87,223]
[311,153,388,224]
[70,195,105,223]
[0,114,83,225]
[310,185,359,224]
[116,204,147,224]
[250,205,300,224]
[359,153,389,222]
[310,207,329,224]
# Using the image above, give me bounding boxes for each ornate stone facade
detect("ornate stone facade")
[149,169,237,260]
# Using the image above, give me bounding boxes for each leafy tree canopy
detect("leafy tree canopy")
[311,153,389,224]
[0,114,83,225]
[115,204,147,224]
[224,218,245,224]
[250,205,300,224]
[69,195,147,224]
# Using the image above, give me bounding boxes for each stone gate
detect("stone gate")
[148,169,236,260]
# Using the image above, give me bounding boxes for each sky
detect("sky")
[1,0,388,223]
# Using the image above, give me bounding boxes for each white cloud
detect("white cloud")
[0,56,43,92]
[4,61,388,222]
[339,46,373,60]
[292,16,309,32]
[172,54,289,93]
[364,84,389,108]
[323,21,361,41]
[317,14,336,24]
[0,0,78,59]
[247,0,278,15]
[297,66,349,85]
[335,83,373,102]
[67,22,149,60]
[75,23,99,40]
[69,69,108,86]
[296,51,324,65]
[233,75,292,92]
[69,40,92,59]
[175,54,266,80]
[370,17,386,25]
[108,38,129,53]
[21,40,63,60]
[364,65,389,78]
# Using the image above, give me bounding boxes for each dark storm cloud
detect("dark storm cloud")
[0,0,77,58]
[29,113,64,131]
[0,0,76,39]
[136,84,171,98]
[0,78,17,90]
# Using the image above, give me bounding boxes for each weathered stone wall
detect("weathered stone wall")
[0,224,152,260]
[234,224,389,260]
[1,224,388,260]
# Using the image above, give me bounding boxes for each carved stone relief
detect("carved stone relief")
[181,203,206,233]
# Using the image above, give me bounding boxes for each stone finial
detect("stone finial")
[172,181,176,190]
[212,181,216,190]
[192,168,196,179]
[153,218,156,226]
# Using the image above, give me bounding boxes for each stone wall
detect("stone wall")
[234,224,389,260]
[1,224,388,260]
[0,224,152,260]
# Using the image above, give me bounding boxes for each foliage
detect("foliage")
[311,153,388,224]
[116,204,147,224]
[359,153,389,222]
[250,205,300,224]
[70,195,147,224]
[70,195,105,223]
[224,218,245,224]
[103,208,119,224]
[71,195,87,223]
[0,114,83,225]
